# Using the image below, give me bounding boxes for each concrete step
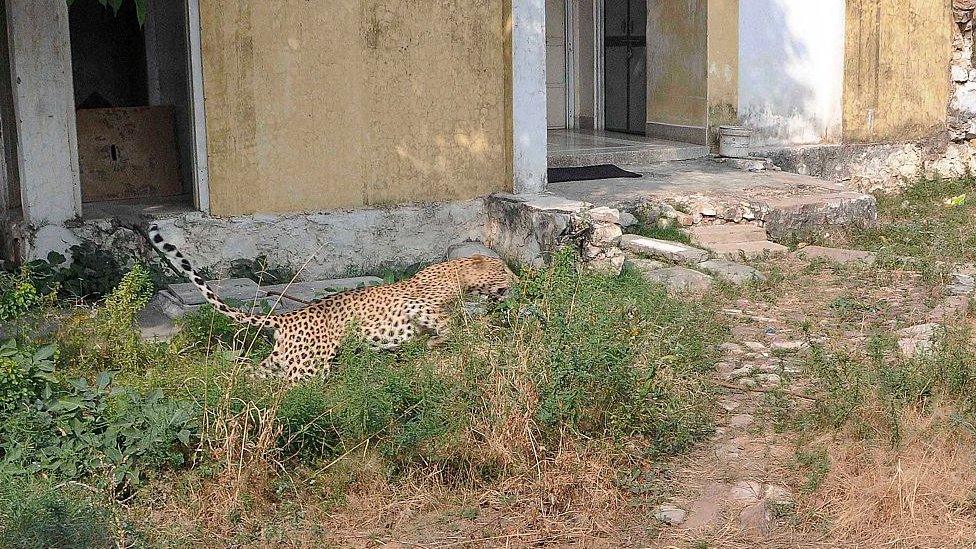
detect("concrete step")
[709,241,789,260]
[688,224,769,247]
[792,245,875,265]
[619,234,709,265]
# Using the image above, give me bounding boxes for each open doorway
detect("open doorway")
[545,0,707,168]
[68,0,204,217]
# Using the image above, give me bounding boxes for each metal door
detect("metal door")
[604,0,646,134]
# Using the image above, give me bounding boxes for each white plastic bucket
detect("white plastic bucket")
[718,126,753,158]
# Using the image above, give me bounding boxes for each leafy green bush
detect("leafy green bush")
[0,269,43,321]
[0,337,199,489]
[0,478,117,549]
[58,265,155,373]
[0,341,58,414]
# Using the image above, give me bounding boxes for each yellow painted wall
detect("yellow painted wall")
[843,0,951,142]
[646,0,708,130]
[199,0,509,216]
[706,0,738,146]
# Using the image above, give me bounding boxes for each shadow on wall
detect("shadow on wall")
[738,0,845,147]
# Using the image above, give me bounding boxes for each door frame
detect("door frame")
[185,0,210,213]
[593,0,606,130]
[564,0,578,129]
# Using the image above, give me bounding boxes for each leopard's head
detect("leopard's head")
[459,255,517,299]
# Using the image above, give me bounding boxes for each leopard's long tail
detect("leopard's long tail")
[146,224,279,330]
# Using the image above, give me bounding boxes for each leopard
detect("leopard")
[145,224,516,383]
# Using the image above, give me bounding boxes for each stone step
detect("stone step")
[262,276,384,303]
[696,259,766,284]
[688,224,769,246]
[619,234,710,265]
[709,241,789,260]
[639,266,714,293]
[167,278,265,306]
[792,245,875,265]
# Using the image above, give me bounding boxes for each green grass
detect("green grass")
[848,178,976,273]
[0,246,729,541]
[787,326,976,446]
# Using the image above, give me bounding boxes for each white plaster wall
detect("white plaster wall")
[74,200,486,281]
[512,0,548,194]
[738,0,845,146]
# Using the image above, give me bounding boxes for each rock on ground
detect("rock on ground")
[640,267,714,293]
[794,245,876,265]
[697,259,766,284]
[619,234,710,264]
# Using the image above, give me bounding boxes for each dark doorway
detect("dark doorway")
[604,0,646,135]
[68,0,196,210]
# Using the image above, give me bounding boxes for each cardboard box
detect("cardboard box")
[76,106,183,202]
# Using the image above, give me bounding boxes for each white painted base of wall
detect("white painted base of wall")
[68,201,487,281]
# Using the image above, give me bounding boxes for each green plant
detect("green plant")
[0,269,43,321]
[0,341,58,414]
[0,365,199,488]
[227,255,297,286]
[0,478,117,548]
[58,265,155,373]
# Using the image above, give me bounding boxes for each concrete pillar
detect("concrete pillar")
[511,0,548,194]
[6,0,82,257]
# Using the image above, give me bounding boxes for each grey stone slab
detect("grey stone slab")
[620,234,709,264]
[137,297,180,341]
[697,259,766,285]
[167,278,264,306]
[709,241,789,260]
[689,224,768,246]
[794,245,875,265]
[262,276,384,303]
[625,257,668,272]
[640,266,714,293]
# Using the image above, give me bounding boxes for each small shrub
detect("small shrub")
[0,341,58,414]
[58,265,155,373]
[0,269,43,321]
[0,340,199,489]
[0,478,117,549]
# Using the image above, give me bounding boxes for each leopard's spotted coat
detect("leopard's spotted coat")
[146,224,515,382]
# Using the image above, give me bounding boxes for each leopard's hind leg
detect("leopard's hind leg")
[284,339,339,384]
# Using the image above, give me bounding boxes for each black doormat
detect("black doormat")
[547,164,642,184]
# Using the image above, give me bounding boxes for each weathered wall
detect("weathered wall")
[646,0,708,143]
[706,0,738,146]
[843,0,951,143]
[738,0,845,146]
[75,200,486,281]
[199,0,510,216]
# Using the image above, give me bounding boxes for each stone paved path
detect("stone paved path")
[642,247,974,547]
